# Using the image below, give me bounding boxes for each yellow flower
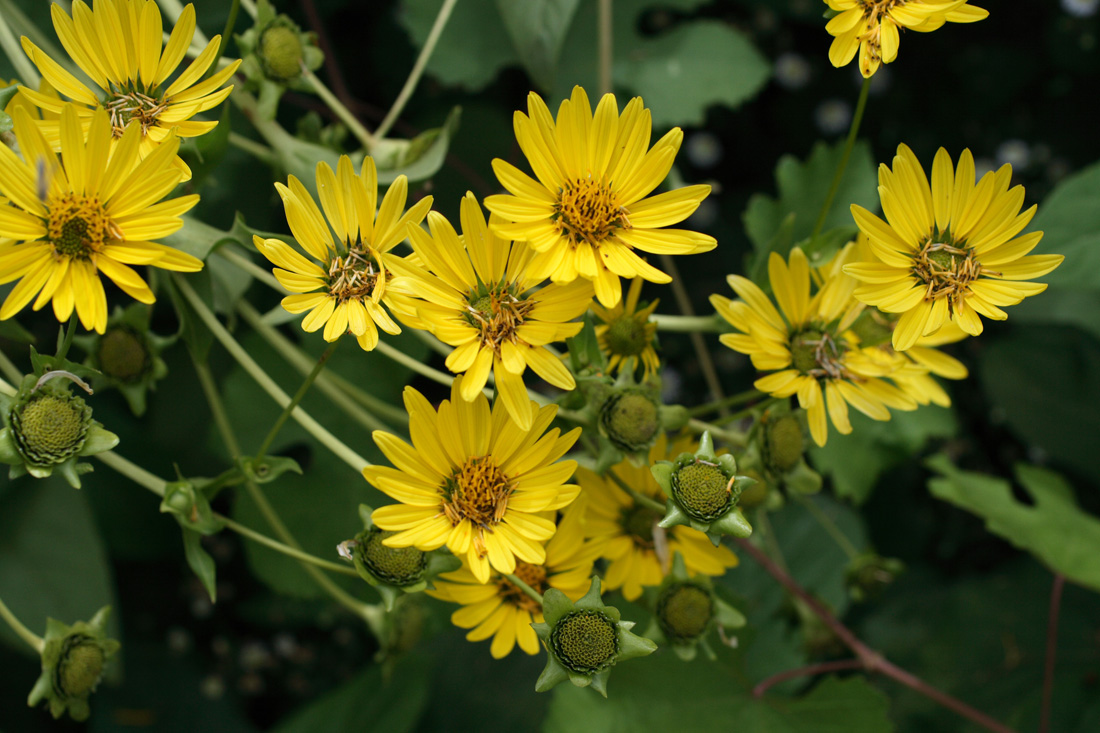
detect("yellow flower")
[576,434,738,601]
[19,0,240,177]
[427,502,598,658]
[845,145,1064,351]
[591,276,661,379]
[0,105,201,333]
[711,246,917,447]
[253,156,433,351]
[485,86,715,308]
[366,377,582,584]
[391,192,592,431]
[825,1,988,78]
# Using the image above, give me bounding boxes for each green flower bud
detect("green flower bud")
[77,305,174,417]
[762,414,804,475]
[96,326,150,383]
[551,610,620,674]
[605,315,649,358]
[655,582,713,643]
[57,638,105,697]
[260,24,304,81]
[672,462,735,521]
[28,606,120,721]
[600,389,660,452]
[356,527,428,587]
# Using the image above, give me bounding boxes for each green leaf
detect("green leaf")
[495,0,582,90]
[927,456,1100,592]
[1026,160,1100,292]
[181,527,218,602]
[0,478,116,655]
[398,0,518,91]
[372,106,462,184]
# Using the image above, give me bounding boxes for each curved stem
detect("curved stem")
[686,389,765,418]
[651,313,724,333]
[809,77,871,241]
[752,659,862,698]
[374,0,459,140]
[227,133,276,166]
[253,338,339,463]
[0,595,44,653]
[300,67,376,150]
[192,358,242,458]
[1040,573,1065,733]
[598,0,612,96]
[220,517,358,577]
[606,469,666,514]
[504,573,544,606]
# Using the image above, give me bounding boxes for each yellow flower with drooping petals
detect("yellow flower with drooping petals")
[825,1,988,78]
[254,156,432,351]
[19,0,240,177]
[590,276,661,379]
[485,86,715,308]
[392,192,592,431]
[845,145,1064,351]
[366,377,582,584]
[0,105,201,333]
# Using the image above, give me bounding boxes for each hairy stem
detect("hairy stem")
[606,469,666,514]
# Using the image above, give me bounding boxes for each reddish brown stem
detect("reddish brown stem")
[733,538,1016,733]
[1040,573,1065,733]
[753,659,863,698]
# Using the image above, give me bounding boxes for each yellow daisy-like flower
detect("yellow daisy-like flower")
[844,145,1064,351]
[427,501,599,658]
[591,276,661,379]
[485,86,716,308]
[253,156,433,351]
[391,192,592,431]
[0,105,201,333]
[366,377,582,584]
[19,0,240,176]
[576,434,738,601]
[825,1,988,78]
[711,246,918,447]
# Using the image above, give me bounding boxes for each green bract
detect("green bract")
[27,606,120,722]
[651,431,755,545]
[0,373,118,488]
[532,576,657,697]
[643,553,746,661]
[235,0,325,120]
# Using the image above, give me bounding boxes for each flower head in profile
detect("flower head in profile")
[254,156,433,351]
[0,105,202,333]
[485,86,715,308]
[825,1,989,78]
[20,0,240,177]
[391,192,592,430]
[591,276,661,379]
[711,246,918,446]
[427,502,600,658]
[845,145,1063,350]
[365,377,582,584]
[575,434,738,601]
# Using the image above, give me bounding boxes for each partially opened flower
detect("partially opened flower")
[825,1,989,78]
[254,155,433,351]
[20,0,240,177]
[0,105,202,333]
[391,192,592,430]
[845,145,1063,350]
[486,86,715,308]
[365,377,582,584]
[591,276,661,379]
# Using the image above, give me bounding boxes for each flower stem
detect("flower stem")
[227,133,276,166]
[504,573,544,606]
[300,67,376,150]
[374,0,459,140]
[606,469,666,514]
[658,254,727,412]
[686,389,765,418]
[0,595,44,653]
[1040,573,1065,733]
[216,247,283,292]
[794,494,860,560]
[752,659,862,698]
[598,0,613,96]
[686,418,747,448]
[374,340,458,390]
[97,451,168,496]
[253,339,339,463]
[651,313,724,333]
[810,77,871,242]
[55,314,78,363]
[207,0,240,78]
[192,357,243,458]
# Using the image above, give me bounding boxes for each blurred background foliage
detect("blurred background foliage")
[2,0,1100,731]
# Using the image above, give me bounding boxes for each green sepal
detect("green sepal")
[541,587,574,627]
[28,346,98,384]
[181,527,218,602]
[160,480,226,535]
[240,454,303,484]
[0,426,21,464]
[785,458,823,494]
[79,425,119,456]
[650,462,676,499]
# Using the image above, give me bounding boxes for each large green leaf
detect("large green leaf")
[1026,160,1100,291]
[927,455,1100,591]
[495,0,582,90]
[398,0,518,91]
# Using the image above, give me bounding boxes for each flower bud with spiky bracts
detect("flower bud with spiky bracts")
[643,553,746,661]
[533,576,657,697]
[0,373,117,488]
[235,0,325,119]
[650,432,755,545]
[27,606,120,721]
[845,552,905,602]
[337,505,460,611]
[743,408,822,497]
[75,305,173,417]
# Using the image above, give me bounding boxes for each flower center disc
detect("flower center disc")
[605,316,648,357]
[360,527,428,586]
[499,560,548,613]
[48,194,111,258]
[790,328,848,380]
[328,248,381,302]
[673,462,731,521]
[105,89,168,137]
[913,238,984,304]
[555,178,627,245]
[464,288,533,353]
[443,456,512,528]
[551,610,620,673]
[657,582,714,641]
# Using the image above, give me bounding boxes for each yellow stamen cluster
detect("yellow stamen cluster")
[104,90,168,138]
[465,288,534,354]
[912,237,994,308]
[789,328,852,382]
[327,248,383,303]
[555,178,629,246]
[443,455,512,529]
[47,195,111,258]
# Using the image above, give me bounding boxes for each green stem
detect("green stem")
[810,77,871,241]
[300,67,376,150]
[0,595,44,653]
[240,0,258,20]
[0,376,17,397]
[504,573,544,606]
[221,517,358,576]
[410,327,453,358]
[606,469,666,514]
[374,340,459,390]
[0,8,40,87]
[715,397,781,427]
[598,0,612,96]
[173,275,372,472]
[216,247,282,292]
[374,0,459,140]
[651,313,724,333]
[160,0,210,46]
[686,389,765,418]
[191,358,242,458]
[658,254,727,412]
[206,0,240,80]
[253,339,339,463]
[687,418,747,448]
[0,348,23,385]
[795,494,860,560]
[227,132,276,166]
[55,314,78,363]
[96,451,168,496]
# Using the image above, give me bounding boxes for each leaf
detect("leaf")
[0,477,117,656]
[181,527,217,602]
[1025,160,1100,292]
[372,106,462,184]
[927,455,1100,591]
[495,0,582,90]
[398,0,518,91]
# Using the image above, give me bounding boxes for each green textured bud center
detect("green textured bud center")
[790,329,824,374]
[620,504,661,548]
[260,25,304,80]
[358,528,427,586]
[605,316,647,357]
[764,415,803,474]
[15,393,89,464]
[551,610,619,673]
[602,391,659,450]
[673,462,731,521]
[470,294,494,318]
[98,327,149,382]
[58,638,105,697]
[657,582,713,642]
[848,310,894,348]
[55,218,91,257]
[927,249,960,271]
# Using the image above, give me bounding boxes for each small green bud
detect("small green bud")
[673,462,735,521]
[551,610,620,674]
[605,316,649,358]
[14,392,90,466]
[600,389,660,452]
[357,528,428,587]
[28,606,119,721]
[57,638,105,697]
[763,415,804,474]
[260,25,304,81]
[655,582,713,643]
[96,326,150,383]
